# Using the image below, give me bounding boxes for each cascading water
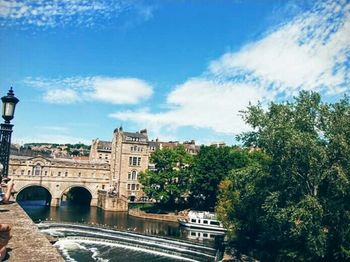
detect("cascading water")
[39,222,220,262]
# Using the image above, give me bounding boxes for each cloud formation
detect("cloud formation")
[25,76,153,104]
[111,0,350,136]
[0,0,153,28]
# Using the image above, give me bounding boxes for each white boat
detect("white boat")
[178,211,226,232]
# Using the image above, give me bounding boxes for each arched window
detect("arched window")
[132,170,137,180]
[34,164,42,176]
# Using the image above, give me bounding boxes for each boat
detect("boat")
[178,211,226,232]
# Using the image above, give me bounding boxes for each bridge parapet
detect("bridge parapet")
[0,202,64,261]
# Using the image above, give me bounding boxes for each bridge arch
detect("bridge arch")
[16,184,53,206]
[60,185,93,206]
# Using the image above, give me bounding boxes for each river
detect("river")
[19,201,224,262]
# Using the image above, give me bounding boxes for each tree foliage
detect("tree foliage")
[217,91,350,261]
[190,146,258,210]
[139,145,193,207]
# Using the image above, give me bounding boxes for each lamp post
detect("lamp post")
[0,87,19,183]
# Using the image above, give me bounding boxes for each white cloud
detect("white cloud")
[24,76,153,105]
[111,79,269,134]
[0,0,154,28]
[89,77,153,104]
[111,0,350,136]
[209,0,350,96]
[43,89,80,104]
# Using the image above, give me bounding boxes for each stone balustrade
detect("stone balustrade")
[0,202,64,261]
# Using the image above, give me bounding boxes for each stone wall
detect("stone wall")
[0,202,64,261]
[97,190,128,211]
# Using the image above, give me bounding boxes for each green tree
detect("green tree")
[139,145,193,208]
[217,92,350,261]
[190,146,251,210]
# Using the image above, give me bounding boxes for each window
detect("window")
[78,172,81,177]
[128,172,131,180]
[203,220,208,224]
[28,170,31,175]
[191,219,196,223]
[190,232,196,236]
[203,233,208,237]
[210,221,220,226]
[127,184,131,190]
[34,164,41,176]
[102,185,105,189]
[136,184,139,191]
[130,157,141,166]
[65,172,68,177]
[44,171,48,176]
[58,172,61,176]
[21,170,24,175]
[131,184,136,190]
[132,170,137,180]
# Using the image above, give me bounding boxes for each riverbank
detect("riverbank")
[128,208,186,222]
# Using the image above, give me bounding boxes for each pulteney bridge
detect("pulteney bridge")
[8,155,110,206]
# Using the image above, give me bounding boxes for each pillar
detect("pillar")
[51,197,61,207]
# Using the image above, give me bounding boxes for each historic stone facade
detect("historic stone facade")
[8,127,200,211]
[89,139,112,164]
[110,127,149,201]
[9,155,110,206]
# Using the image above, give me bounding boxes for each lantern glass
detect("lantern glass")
[3,102,15,118]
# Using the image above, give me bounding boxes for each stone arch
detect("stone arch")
[16,184,53,205]
[60,184,94,206]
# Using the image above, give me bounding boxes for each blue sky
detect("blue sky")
[0,0,349,145]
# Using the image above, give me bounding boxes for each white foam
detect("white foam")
[58,238,199,262]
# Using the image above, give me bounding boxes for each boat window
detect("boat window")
[203,220,208,224]
[210,221,220,226]
[190,232,196,236]
[191,219,196,223]
[198,220,201,223]
[203,233,208,237]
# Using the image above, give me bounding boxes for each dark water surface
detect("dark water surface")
[19,201,222,262]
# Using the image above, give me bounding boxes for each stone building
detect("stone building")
[110,127,149,202]
[9,127,199,211]
[89,139,112,163]
[9,155,110,207]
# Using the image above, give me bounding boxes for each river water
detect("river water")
[19,201,224,262]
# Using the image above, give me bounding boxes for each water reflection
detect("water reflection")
[19,201,186,241]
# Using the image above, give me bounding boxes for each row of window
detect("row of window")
[127,183,140,191]
[15,169,82,177]
[130,146,144,152]
[190,219,220,226]
[129,156,141,166]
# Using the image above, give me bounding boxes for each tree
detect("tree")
[190,146,251,210]
[139,145,193,208]
[217,92,350,261]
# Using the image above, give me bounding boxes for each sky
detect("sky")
[0,0,349,146]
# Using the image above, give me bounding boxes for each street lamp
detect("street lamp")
[0,87,19,183]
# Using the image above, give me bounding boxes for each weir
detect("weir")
[38,222,219,262]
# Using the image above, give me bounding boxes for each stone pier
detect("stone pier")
[0,202,64,261]
[97,190,128,211]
